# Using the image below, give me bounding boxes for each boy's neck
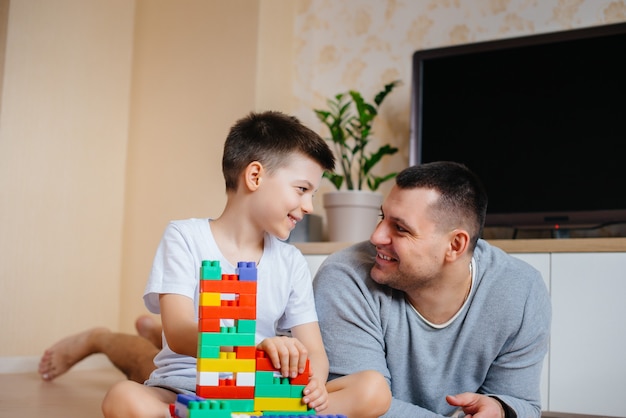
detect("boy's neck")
[210,215,264,266]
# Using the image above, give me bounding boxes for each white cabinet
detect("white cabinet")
[305,250,626,417]
[549,253,626,417]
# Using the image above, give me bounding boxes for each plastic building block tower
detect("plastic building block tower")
[170,260,347,418]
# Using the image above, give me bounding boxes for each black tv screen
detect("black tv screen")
[410,22,626,234]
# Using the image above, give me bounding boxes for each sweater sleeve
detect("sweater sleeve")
[313,244,389,380]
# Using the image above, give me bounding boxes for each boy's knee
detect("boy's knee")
[103,380,174,418]
[360,370,392,413]
[101,381,141,417]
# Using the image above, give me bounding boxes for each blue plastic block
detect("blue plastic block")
[236,261,257,281]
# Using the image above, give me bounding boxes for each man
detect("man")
[313,161,551,418]
[39,315,161,383]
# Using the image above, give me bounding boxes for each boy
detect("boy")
[101,111,391,418]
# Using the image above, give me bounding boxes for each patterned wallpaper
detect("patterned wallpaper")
[291,0,626,237]
[291,0,625,188]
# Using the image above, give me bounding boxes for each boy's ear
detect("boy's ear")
[244,161,264,191]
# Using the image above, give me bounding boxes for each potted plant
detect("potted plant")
[314,80,401,242]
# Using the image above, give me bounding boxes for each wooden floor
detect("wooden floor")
[0,367,612,418]
[0,367,125,418]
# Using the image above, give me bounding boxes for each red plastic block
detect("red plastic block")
[200,305,255,320]
[237,293,257,308]
[290,361,310,385]
[255,350,310,385]
[235,346,257,359]
[198,318,221,332]
[200,279,257,294]
[255,351,276,372]
[196,385,255,399]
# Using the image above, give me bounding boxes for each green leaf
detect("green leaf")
[374,80,402,106]
[367,172,398,191]
[323,171,344,190]
[314,81,401,191]
[363,145,399,174]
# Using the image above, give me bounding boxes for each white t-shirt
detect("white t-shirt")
[143,218,317,381]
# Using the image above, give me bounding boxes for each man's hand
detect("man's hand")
[257,336,308,378]
[446,392,506,418]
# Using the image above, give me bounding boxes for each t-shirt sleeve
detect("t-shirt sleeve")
[143,221,198,314]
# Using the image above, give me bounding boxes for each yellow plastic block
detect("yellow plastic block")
[197,357,256,373]
[253,396,308,412]
[200,292,221,306]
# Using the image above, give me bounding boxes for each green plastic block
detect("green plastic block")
[201,260,221,280]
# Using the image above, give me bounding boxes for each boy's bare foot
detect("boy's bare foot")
[38,327,109,381]
[135,314,162,349]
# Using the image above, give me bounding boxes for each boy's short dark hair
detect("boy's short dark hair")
[222,111,335,191]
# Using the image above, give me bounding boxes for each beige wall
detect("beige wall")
[0,0,624,363]
[0,0,8,112]
[0,0,134,357]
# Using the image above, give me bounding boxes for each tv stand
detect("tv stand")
[551,228,570,239]
[488,222,626,240]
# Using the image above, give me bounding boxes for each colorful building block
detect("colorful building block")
[236,261,258,281]
[174,394,232,418]
[170,259,328,418]
[200,260,222,280]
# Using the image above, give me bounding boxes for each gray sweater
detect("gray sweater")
[313,240,551,418]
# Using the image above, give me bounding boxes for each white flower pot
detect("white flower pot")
[323,190,383,242]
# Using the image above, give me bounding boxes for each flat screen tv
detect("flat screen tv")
[410,22,626,235]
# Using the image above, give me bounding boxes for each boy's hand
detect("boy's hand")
[302,373,329,412]
[257,336,308,378]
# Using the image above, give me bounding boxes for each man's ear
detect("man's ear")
[244,161,264,191]
[446,229,470,261]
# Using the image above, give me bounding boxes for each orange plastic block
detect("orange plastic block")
[198,318,221,332]
[235,346,257,359]
[255,351,276,372]
[196,385,255,399]
[237,293,257,308]
[255,350,310,385]
[289,360,310,385]
[200,278,257,294]
[200,305,255,320]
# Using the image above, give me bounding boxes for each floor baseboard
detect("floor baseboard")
[542,412,620,418]
[0,353,113,374]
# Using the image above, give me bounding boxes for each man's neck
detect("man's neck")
[405,260,473,325]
